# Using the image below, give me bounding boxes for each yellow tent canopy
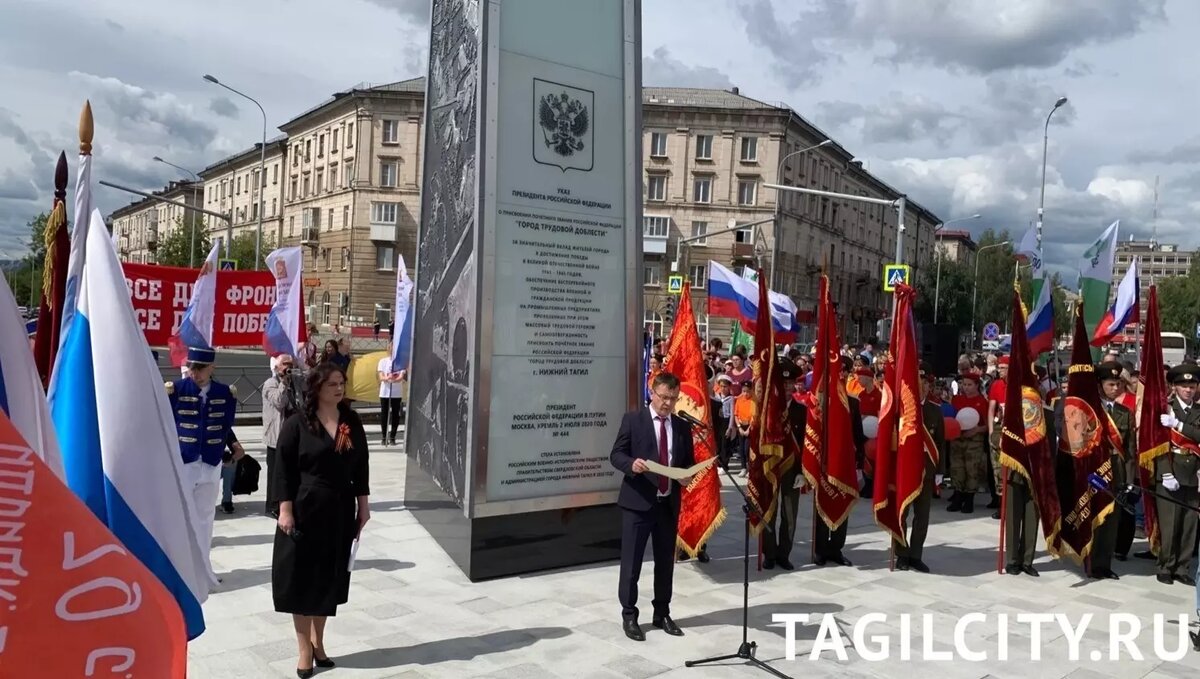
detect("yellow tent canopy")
[345,351,392,403]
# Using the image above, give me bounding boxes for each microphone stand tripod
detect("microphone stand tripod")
[685,460,793,679]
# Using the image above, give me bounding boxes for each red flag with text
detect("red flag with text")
[0,409,187,677]
[748,270,792,534]
[1137,285,1169,553]
[121,263,277,347]
[801,275,858,530]
[664,285,727,555]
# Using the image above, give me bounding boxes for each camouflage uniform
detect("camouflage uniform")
[989,427,1003,494]
[949,433,987,494]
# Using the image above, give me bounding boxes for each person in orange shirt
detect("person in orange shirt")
[730,381,756,475]
[646,354,663,401]
[846,355,869,397]
[948,370,989,513]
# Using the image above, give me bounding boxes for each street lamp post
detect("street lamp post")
[342,246,353,323]
[204,74,267,267]
[932,214,981,323]
[969,240,1011,349]
[1036,96,1068,249]
[152,156,201,267]
[771,139,832,292]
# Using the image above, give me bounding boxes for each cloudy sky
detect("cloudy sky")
[1,0,1196,282]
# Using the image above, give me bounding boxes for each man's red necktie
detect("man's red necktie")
[657,416,669,493]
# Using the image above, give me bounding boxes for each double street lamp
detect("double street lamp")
[203,74,267,268]
[969,240,1011,349]
[932,213,981,323]
[152,156,202,267]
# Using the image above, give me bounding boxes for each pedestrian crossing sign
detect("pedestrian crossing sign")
[667,275,684,294]
[883,264,910,292]
[219,259,237,271]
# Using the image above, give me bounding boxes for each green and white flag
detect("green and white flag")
[1078,220,1120,357]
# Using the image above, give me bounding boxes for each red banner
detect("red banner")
[121,263,276,347]
[0,411,187,677]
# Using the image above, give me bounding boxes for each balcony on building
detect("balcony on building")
[643,215,669,255]
[300,226,319,245]
[369,223,397,242]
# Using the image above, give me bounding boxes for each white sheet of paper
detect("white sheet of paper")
[348,539,360,571]
[643,456,717,480]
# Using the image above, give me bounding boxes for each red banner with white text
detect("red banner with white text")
[0,411,188,677]
[121,263,276,347]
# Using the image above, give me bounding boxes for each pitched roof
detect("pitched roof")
[281,77,426,129]
[643,87,777,110]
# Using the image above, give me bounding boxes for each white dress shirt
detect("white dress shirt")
[653,413,674,497]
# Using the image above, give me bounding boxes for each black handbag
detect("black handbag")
[232,454,261,496]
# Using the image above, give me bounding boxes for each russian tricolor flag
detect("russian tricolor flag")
[1026,274,1054,356]
[390,255,414,372]
[706,261,799,342]
[50,210,210,639]
[1091,258,1139,347]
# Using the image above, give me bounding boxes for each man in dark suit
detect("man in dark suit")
[813,356,865,566]
[611,372,696,641]
[895,362,946,573]
[1090,361,1138,579]
[1155,364,1200,586]
[762,365,804,571]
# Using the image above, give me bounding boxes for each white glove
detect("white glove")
[1161,413,1181,429]
[1163,473,1181,492]
[935,474,945,487]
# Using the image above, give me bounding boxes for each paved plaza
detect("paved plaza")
[191,426,1200,678]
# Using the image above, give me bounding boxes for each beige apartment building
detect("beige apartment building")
[277,78,424,328]
[198,137,288,253]
[111,181,203,264]
[935,229,977,267]
[1112,239,1194,322]
[640,87,940,344]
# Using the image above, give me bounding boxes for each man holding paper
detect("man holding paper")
[611,372,696,642]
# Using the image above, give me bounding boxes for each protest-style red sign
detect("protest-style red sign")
[121,263,277,347]
[0,412,187,677]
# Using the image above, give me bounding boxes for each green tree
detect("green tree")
[1158,265,1200,336]
[913,253,973,333]
[25,212,49,265]
[227,231,276,271]
[154,217,212,268]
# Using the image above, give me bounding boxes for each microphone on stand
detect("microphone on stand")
[1088,472,1141,515]
[675,409,713,443]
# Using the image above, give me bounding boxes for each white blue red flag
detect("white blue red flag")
[390,255,414,372]
[51,209,210,639]
[263,246,305,357]
[706,260,799,341]
[1026,271,1055,356]
[1091,258,1139,347]
[0,274,64,480]
[168,242,221,365]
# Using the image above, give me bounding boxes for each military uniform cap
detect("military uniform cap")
[997,355,1010,367]
[187,346,216,364]
[1096,361,1124,382]
[1167,363,1200,384]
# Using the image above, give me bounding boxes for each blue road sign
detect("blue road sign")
[882,264,910,292]
[219,259,237,271]
[983,322,1001,342]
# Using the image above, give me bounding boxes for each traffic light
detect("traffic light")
[663,297,676,329]
[876,318,892,344]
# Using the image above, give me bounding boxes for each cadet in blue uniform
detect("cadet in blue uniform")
[167,347,237,581]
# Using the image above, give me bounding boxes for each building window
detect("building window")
[735,227,753,243]
[289,178,297,201]
[273,164,279,184]
[344,163,354,188]
[375,245,396,271]
[293,148,299,167]
[331,128,339,152]
[382,120,400,144]
[327,208,334,232]
[322,248,331,271]
[318,134,325,157]
[690,221,708,245]
[740,136,758,162]
[343,205,350,229]
[644,310,663,339]
[305,139,312,159]
[235,176,241,194]
[251,202,258,220]
[689,265,707,289]
[647,175,666,201]
[340,248,347,271]
[316,168,325,193]
[693,177,711,204]
[347,123,354,147]
[695,135,712,160]
[322,291,331,325]
[329,164,338,189]
[288,216,295,237]
[644,265,662,287]
[380,161,397,187]
[371,202,398,224]
[643,216,669,238]
[650,132,667,157]
[271,198,277,217]
[738,179,757,206]
[302,176,310,197]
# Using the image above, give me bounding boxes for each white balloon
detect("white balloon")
[955,407,980,430]
[861,415,879,439]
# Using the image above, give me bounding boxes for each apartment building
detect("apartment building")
[111,181,203,264]
[198,137,288,251]
[934,229,977,267]
[277,78,424,328]
[1112,239,1194,321]
[640,87,940,344]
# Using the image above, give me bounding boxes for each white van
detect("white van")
[1161,332,1188,367]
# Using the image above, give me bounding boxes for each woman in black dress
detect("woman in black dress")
[272,363,370,677]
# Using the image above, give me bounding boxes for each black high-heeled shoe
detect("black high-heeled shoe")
[314,654,335,668]
[296,668,314,679]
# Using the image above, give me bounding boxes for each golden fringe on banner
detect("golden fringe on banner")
[42,200,65,298]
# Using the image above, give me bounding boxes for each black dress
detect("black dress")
[272,410,370,616]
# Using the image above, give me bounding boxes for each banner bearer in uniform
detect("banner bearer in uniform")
[1155,364,1200,586]
[1089,361,1137,578]
[167,346,237,583]
[894,362,945,573]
